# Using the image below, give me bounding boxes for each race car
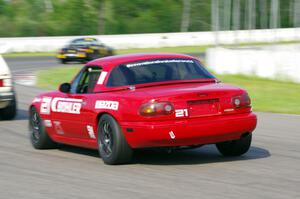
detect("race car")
[0,55,17,120]
[56,37,114,64]
[29,53,257,165]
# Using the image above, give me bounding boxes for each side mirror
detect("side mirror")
[59,83,71,93]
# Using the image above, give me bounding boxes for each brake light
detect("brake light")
[232,92,251,108]
[139,101,174,116]
[0,78,11,87]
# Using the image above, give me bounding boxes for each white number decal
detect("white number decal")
[40,97,52,114]
[175,109,188,117]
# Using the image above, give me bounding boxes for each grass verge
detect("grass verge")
[2,52,56,57]
[36,66,81,90]
[218,74,300,115]
[37,67,300,115]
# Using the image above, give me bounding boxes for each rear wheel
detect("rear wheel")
[60,59,67,64]
[216,133,252,156]
[0,95,17,120]
[29,107,57,149]
[88,53,100,61]
[97,114,133,165]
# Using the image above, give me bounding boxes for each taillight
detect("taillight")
[0,78,11,87]
[139,101,174,116]
[232,92,251,108]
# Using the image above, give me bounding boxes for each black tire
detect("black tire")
[216,133,252,156]
[88,53,100,61]
[29,106,57,149]
[60,59,67,64]
[0,95,17,120]
[97,114,133,165]
[80,59,88,64]
[108,49,114,56]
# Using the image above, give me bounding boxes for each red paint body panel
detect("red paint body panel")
[30,53,257,150]
[121,113,256,148]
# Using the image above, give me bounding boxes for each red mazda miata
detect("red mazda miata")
[29,53,257,165]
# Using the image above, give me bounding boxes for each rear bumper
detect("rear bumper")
[121,112,257,148]
[0,91,14,102]
[57,53,87,60]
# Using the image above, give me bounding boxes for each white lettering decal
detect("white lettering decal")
[95,100,119,110]
[87,125,96,139]
[169,131,175,139]
[175,109,189,117]
[51,98,83,114]
[126,59,194,68]
[40,97,52,114]
[97,71,108,85]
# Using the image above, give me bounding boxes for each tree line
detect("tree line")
[0,0,296,37]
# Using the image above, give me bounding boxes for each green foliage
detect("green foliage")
[0,0,297,37]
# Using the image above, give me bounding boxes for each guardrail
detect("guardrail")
[1,28,300,53]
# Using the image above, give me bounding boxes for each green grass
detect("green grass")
[217,74,300,114]
[2,52,56,57]
[2,45,210,57]
[116,45,211,54]
[36,67,300,115]
[36,66,81,90]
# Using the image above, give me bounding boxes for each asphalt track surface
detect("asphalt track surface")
[0,56,300,199]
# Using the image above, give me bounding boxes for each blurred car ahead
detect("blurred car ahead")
[0,55,16,120]
[56,37,114,64]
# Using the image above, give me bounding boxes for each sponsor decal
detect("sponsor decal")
[87,125,96,139]
[97,71,108,85]
[51,98,82,114]
[95,100,119,110]
[44,120,52,127]
[40,97,83,114]
[169,131,175,139]
[126,59,194,68]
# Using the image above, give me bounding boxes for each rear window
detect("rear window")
[70,38,99,46]
[107,59,214,87]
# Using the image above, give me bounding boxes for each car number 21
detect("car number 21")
[175,109,188,117]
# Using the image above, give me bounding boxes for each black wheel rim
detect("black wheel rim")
[31,110,41,143]
[99,121,113,157]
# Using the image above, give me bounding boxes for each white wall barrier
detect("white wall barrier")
[206,47,300,83]
[1,28,300,53]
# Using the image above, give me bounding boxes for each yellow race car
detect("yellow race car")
[57,37,114,64]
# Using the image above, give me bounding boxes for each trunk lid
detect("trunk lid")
[137,82,244,118]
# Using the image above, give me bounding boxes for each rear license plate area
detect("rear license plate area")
[65,54,76,57]
[187,99,219,117]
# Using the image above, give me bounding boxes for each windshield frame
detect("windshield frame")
[70,38,100,47]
